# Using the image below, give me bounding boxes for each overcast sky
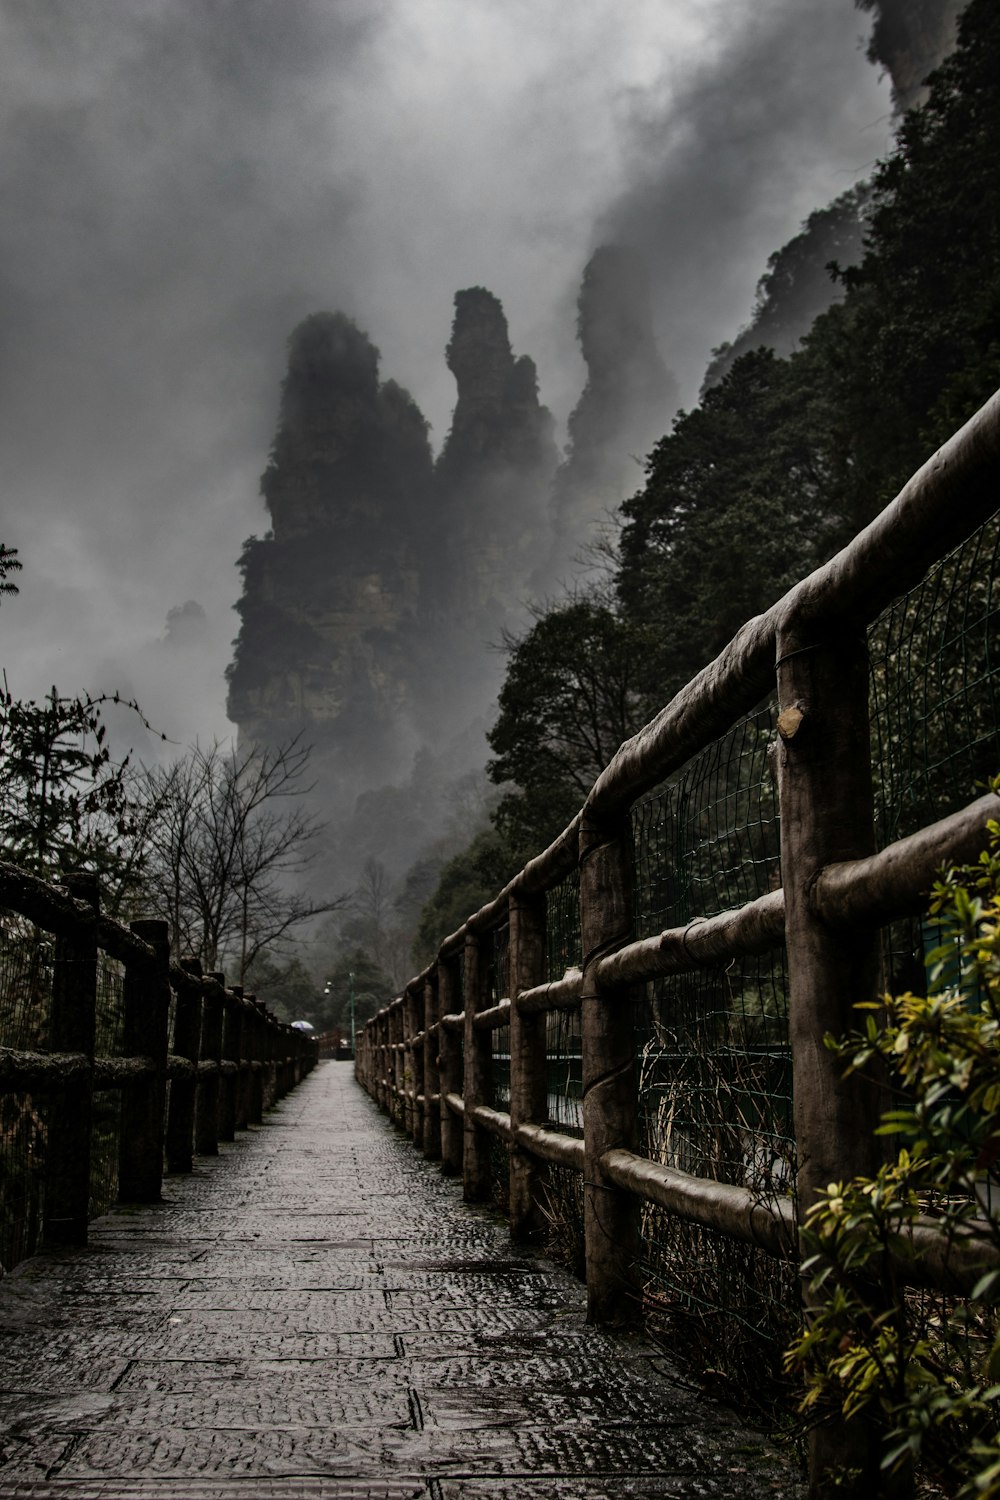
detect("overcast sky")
[0,0,892,760]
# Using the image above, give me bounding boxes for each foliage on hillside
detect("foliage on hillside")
[476,0,999,864]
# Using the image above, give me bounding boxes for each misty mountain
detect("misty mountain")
[545,246,677,586]
[701,2,965,393]
[226,311,435,788]
[701,188,870,393]
[858,0,966,113]
[435,286,558,624]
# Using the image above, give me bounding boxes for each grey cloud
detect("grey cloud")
[0,0,890,757]
[601,0,893,403]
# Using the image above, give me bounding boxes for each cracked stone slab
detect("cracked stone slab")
[0,1063,804,1499]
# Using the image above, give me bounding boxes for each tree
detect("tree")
[0,545,21,603]
[411,828,517,968]
[0,682,150,882]
[318,947,393,1034]
[618,348,838,709]
[138,736,343,977]
[242,951,317,1024]
[486,594,647,859]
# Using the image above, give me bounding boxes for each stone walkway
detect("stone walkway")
[0,1062,803,1498]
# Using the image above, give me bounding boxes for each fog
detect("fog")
[0,0,892,763]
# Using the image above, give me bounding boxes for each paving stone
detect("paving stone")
[0,1062,804,1498]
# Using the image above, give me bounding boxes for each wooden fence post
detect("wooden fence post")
[118,918,170,1202]
[246,995,264,1126]
[402,989,415,1137]
[776,617,889,1499]
[579,815,641,1324]
[408,981,424,1145]
[423,974,441,1160]
[438,961,463,1176]
[165,960,202,1173]
[219,981,239,1141]
[232,989,250,1132]
[195,969,222,1155]
[44,871,98,1245]
[509,893,549,1243]
[261,1010,276,1110]
[462,931,492,1203]
[391,1000,405,1127]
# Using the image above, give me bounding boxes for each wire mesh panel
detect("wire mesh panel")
[0,1089,46,1272]
[545,871,580,981]
[544,1007,582,1133]
[634,957,793,1193]
[540,1161,585,1280]
[89,1090,120,1218]
[638,1208,800,1420]
[91,955,125,1217]
[633,925,796,1415]
[625,711,793,1413]
[484,923,510,1206]
[870,509,1000,847]
[95,954,125,1057]
[0,913,54,1050]
[0,917,53,1270]
[631,707,780,938]
[487,922,511,1108]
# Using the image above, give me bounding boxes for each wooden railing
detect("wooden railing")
[0,863,316,1259]
[356,388,1000,1493]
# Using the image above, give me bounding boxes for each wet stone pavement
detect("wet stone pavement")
[0,1062,804,1498]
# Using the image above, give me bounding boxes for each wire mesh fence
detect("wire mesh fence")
[545,872,580,982]
[0,916,53,1269]
[869,509,1000,847]
[631,706,780,939]
[0,912,54,1051]
[544,1008,582,1134]
[0,1088,46,1272]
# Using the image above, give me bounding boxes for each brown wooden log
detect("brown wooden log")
[0,860,93,938]
[407,983,424,1143]
[118,918,170,1203]
[195,971,223,1153]
[231,990,250,1132]
[0,1047,89,1089]
[509,895,550,1243]
[776,614,887,1499]
[422,975,441,1160]
[514,1121,585,1173]
[813,792,1000,930]
[390,998,405,1128]
[218,987,241,1141]
[96,916,155,968]
[473,998,511,1031]
[95,1055,156,1084]
[438,962,463,1175]
[247,1000,266,1125]
[516,968,582,1015]
[43,872,98,1247]
[165,957,202,1172]
[579,814,641,1325]
[462,931,493,1203]
[601,1149,794,1260]
[467,1102,512,1139]
[596,890,786,989]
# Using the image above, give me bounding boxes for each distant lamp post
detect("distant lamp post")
[349,970,355,1058]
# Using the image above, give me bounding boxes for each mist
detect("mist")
[0,0,891,771]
